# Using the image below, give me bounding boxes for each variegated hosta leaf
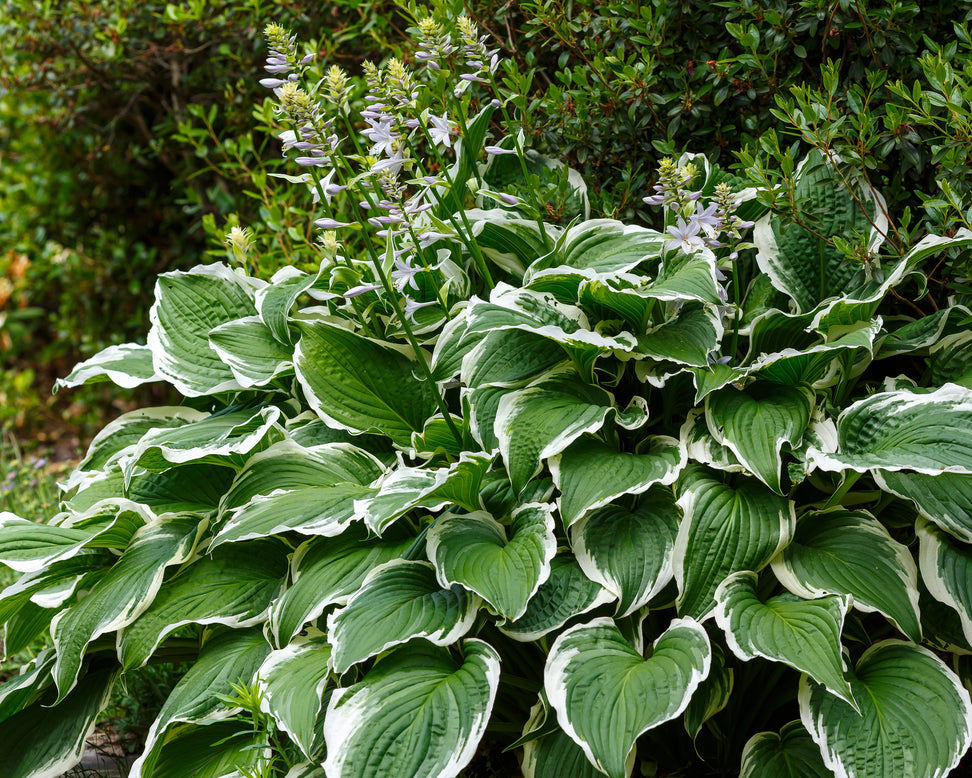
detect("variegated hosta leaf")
[683,643,733,742]
[50,517,204,700]
[258,635,332,759]
[806,383,972,474]
[128,405,284,474]
[213,440,386,547]
[740,720,831,778]
[499,556,614,642]
[801,641,972,778]
[213,482,375,548]
[220,440,386,511]
[323,640,500,778]
[752,150,888,312]
[363,453,494,534]
[771,508,922,642]
[877,470,972,543]
[257,265,324,345]
[523,218,665,281]
[144,720,267,778]
[427,504,556,620]
[147,263,261,396]
[294,320,440,446]
[468,209,557,277]
[130,626,271,778]
[0,667,116,778]
[705,382,813,494]
[463,284,637,380]
[545,617,711,778]
[523,716,624,778]
[327,560,479,674]
[674,466,795,620]
[637,302,723,368]
[0,514,91,574]
[54,342,159,391]
[550,435,683,528]
[572,490,680,617]
[209,315,294,388]
[269,528,411,646]
[919,519,972,647]
[66,406,205,489]
[462,328,569,389]
[496,371,647,495]
[117,539,289,670]
[714,571,855,707]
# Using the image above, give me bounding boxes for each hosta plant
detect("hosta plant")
[4,15,972,778]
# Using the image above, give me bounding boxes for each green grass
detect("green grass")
[0,430,70,520]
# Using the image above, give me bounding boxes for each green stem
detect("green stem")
[487,72,555,250]
[408,128,495,289]
[823,470,863,509]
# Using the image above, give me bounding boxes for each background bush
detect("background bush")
[5,0,972,439]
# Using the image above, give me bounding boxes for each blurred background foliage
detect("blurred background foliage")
[3,0,972,445]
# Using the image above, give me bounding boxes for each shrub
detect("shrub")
[5,8,972,778]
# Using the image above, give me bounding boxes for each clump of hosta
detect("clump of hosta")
[5,11,972,778]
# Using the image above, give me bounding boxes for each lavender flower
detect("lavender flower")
[427,113,456,149]
[665,217,706,253]
[403,295,437,320]
[415,17,455,70]
[392,257,423,290]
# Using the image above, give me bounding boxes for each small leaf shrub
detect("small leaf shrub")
[6,9,972,778]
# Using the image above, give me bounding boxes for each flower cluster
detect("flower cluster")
[259,23,313,89]
[257,17,513,327]
[645,157,753,258]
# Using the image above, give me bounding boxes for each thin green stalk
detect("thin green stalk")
[406,128,495,289]
[823,470,863,509]
[486,72,555,251]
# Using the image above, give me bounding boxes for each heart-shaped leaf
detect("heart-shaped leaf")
[800,641,972,777]
[496,371,646,495]
[545,616,710,778]
[327,560,478,673]
[740,720,831,778]
[714,571,855,707]
[551,435,683,528]
[323,640,499,778]
[705,382,813,493]
[427,504,556,620]
[572,490,679,617]
[147,264,259,396]
[674,465,795,620]
[771,508,922,642]
[294,321,439,446]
